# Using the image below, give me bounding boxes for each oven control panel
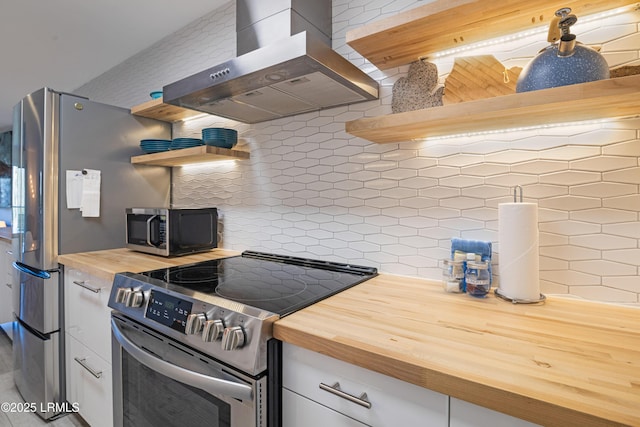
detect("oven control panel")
[146,290,193,334]
[109,272,280,376]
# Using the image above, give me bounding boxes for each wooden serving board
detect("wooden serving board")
[443,55,522,104]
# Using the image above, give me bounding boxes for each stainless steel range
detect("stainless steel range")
[108,251,377,427]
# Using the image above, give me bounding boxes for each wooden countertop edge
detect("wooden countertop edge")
[273,275,640,427]
[57,247,241,282]
[274,325,623,427]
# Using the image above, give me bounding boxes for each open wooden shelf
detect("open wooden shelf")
[345,75,640,143]
[130,97,203,122]
[131,145,250,167]
[346,0,638,70]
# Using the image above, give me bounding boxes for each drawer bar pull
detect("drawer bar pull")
[74,357,103,379]
[319,382,372,409]
[73,280,101,293]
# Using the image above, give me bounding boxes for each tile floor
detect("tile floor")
[0,326,88,427]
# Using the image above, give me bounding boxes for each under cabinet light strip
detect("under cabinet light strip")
[181,160,238,170]
[415,119,610,142]
[180,113,210,123]
[430,5,637,59]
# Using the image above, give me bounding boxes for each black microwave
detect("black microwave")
[126,208,218,256]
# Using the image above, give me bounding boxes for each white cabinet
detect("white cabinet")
[66,333,113,427]
[282,343,448,427]
[63,266,113,427]
[283,388,368,427]
[0,239,14,325]
[449,397,541,427]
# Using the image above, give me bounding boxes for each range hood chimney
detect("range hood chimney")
[162,0,379,124]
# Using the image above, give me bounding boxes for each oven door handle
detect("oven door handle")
[111,319,253,402]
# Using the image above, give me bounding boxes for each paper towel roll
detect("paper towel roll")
[498,202,540,300]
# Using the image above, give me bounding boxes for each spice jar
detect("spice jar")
[442,259,464,293]
[465,260,491,297]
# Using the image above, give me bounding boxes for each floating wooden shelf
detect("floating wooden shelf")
[346,0,638,70]
[130,97,203,122]
[345,75,640,143]
[131,145,250,167]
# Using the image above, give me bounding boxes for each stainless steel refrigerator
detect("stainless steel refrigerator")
[11,87,170,420]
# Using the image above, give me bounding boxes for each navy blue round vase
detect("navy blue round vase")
[516,43,610,93]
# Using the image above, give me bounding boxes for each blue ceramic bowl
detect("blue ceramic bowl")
[149,91,163,99]
[202,128,238,148]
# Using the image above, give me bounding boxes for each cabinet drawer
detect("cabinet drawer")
[283,388,367,427]
[64,268,113,357]
[66,333,113,427]
[450,397,541,427]
[282,343,448,427]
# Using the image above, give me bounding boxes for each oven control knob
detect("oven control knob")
[126,290,145,308]
[202,319,225,342]
[221,326,245,351]
[115,287,132,305]
[185,313,206,335]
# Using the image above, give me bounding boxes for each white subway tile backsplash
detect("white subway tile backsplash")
[570,286,638,303]
[74,0,640,303]
[539,221,602,236]
[602,139,640,156]
[571,208,637,224]
[539,146,601,161]
[602,276,640,294]
[511,160,568,174]
[602,222,640,238]
[570,182,638,197]
[539,269,600,286]
[602,249,640,266]
[483,150,537,164]
[603,167,640,184]
[539,170,600,185]
[603,31,640,51]
[572,260,637,276]
[571,233,638,250]
[571,156,638,172]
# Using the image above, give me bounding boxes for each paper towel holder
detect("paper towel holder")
[513,185,523,202]
[495,185,547,304]
[494,288,546,304]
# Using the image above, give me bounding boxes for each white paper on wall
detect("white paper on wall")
[80,169,101,217]
[66,170,83,209]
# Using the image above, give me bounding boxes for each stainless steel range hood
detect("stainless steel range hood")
[162,0,379,124]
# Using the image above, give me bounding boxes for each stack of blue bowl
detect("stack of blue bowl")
[170,137,204,150]
[202,128,238,149]
[140,139,171,154]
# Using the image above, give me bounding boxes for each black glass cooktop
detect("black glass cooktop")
[140,251,378,317]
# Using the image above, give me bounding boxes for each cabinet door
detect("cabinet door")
[64,268,113,357]
[283,343,448,427]
[0,240,13,324]
[449,397,541,427]
[66,333,113,427]
[283,388,368,427]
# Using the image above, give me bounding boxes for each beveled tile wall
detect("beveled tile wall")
[76,1,640,303]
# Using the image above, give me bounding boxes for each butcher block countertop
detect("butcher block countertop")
[57,247,240,282]
[274,274,640,427]
[57,248,639,426]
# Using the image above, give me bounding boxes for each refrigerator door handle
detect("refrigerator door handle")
[13,261,59,280]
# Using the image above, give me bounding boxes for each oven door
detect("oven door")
[111,313,265,427]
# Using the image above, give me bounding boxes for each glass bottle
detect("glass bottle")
[465,260,491,297]
[442,259,464,293]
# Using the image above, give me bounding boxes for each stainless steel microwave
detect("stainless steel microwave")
[126,207,218,256]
